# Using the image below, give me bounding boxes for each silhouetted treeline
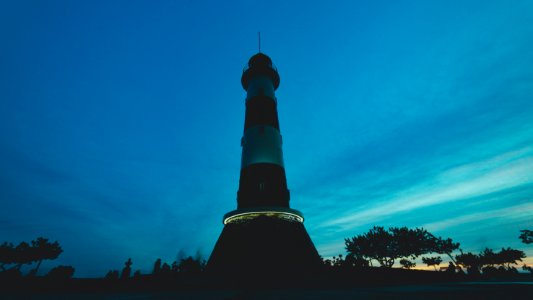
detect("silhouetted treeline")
[456,247,526,275]
[104,254,206,281]
[2,227,531,290]
[322,226,532,278]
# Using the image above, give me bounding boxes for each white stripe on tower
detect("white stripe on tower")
[241,125,284,168]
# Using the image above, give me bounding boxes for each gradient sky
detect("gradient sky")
[1,0,532,277]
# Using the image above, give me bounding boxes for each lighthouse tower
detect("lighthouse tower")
[207,53,321,276]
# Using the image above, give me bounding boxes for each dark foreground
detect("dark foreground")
[3,282,533,300]
[2,269,533,299]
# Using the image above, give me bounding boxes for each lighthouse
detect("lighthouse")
[207,53,321,277]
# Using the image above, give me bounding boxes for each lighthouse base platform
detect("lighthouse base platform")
[207,214,322,279]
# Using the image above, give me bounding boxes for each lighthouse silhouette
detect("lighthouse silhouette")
[207,52,321,277]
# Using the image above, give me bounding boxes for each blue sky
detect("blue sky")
[1,0,532,276]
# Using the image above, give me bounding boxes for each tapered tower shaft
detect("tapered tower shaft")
[238,53,289,209]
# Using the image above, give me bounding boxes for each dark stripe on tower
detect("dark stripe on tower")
[237,163,290,208]
[244,96,280,130]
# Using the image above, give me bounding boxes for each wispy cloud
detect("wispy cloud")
[316,147,533,230]
[423,202,533,232]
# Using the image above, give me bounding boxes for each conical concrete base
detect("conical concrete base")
[207,215,322,278]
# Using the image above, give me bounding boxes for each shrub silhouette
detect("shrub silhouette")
[105,270,119,280]
[345,254,370,268]
[399,258,416,269]
[422,256,442,271]
[46,265,75,279]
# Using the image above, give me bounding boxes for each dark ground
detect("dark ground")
[2,269,533,299]
[2,282,533,300]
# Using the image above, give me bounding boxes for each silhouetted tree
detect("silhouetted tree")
[46,265,75,279]
[456,252,481,275]
[345,226,396,267]
[519,230,533,244]
[133,270,141,279]
[178,256,204,274]
[445,262,457,274]
[390,227,435,258]
[14,242,33,271]
[430,236,460,264]
[1,238,62,275]
[160,262,171,275]
[399,258,416,269]
[171,261,179,273]
[345,226,445,268]
[121,258,132,279]
[422,256,443,271]
[152,258,161,274]
[497,247,525,269]
[480,248,497,268]
[29,238,62,275]
[345,235,373,267]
